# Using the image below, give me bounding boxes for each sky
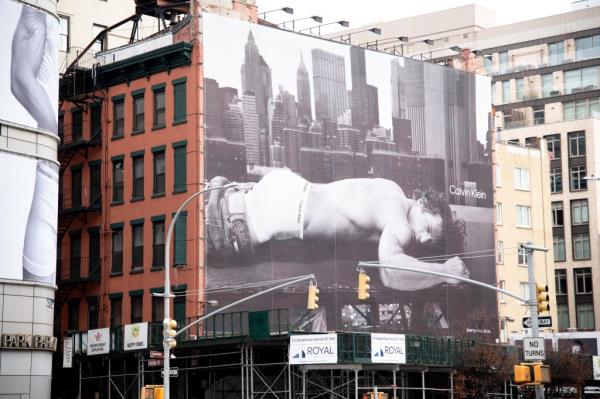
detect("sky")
[255,0,574,33]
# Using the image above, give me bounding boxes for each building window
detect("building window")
[152,294,164,322]
[152,218,165,269]
[551,202,564,227]
[533,105,545,125]
[519,281,530,301]
[545,134,561,160]
[548,41,564,66]
[497,240,504,264]
[564,98,600,121]
[88,228,101,280]
[565,66,600,94]
[153,150,166,196]
[571,199,589,225]
[516,78,524,101]
[499,51,509,74]
[542,73,553,97]
[59,15,69,52]
[58,113,65,140]
[502,80,510,103]
[112,96,125,138]
[173,78,187,124]
[69,231,81,279]
[153,85,166,129]
[495,165,501,187]
[557,304,569,331]
[514,167,530,190]
[555,270,567,295]
[577,303,595,330]
[130,293,143,324]
[496,203,503,225]
[131,221,144,271]
[89,162,101,206]
[91,24,107,55]
[516,205,531,228]
[110,296,122,327]
[132,153,144,199]
[112,158,124,203]
[71,166,83,208]
[499,280,506,303]
[550,168,562,193]
[570,165,587,191]
[174,289,186,321]
[173,141,187,193]
[111,225,123,274]
[67,300,79,331]
[71,109,83,142]
[90,105,102,138]
[575,34,600,61]
[518,244,529,266]
[87,297,99,330]
[573,233,591,260]
[553,235,566,262]
[568,131,586,157]
[174,212,187,266]
[132,90,145,133]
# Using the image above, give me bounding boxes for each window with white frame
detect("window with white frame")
[59,15,69,52]
[545,134,561,160]
[573,233,591,260]
[520,281,531,301]
[575,268,593,294]
[514,167,530,190]
[495,165,502,187]
[569,131,586,157]
[553,235,566,262]
[550,168,562,193]
[499,280,506,303]
[516,205,531,228]
[571,199,589,225]
[551,201,564,227]
[496,203,503,225]
[518,244,529,266]
[570,165,588,191]
[497,241,504,264]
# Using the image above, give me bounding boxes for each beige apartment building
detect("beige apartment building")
[494,141,557,341]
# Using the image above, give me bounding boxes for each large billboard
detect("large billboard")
[203,13,495,336]
[0,0,59,284]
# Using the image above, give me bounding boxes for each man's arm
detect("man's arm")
[377,224,470,291]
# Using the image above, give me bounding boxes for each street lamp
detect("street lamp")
[278,15,323,31]
[330,26,381,44]
[298,20,349,36]
[162,182,236,399]
[260,6,293,21]
[360,35,408,51]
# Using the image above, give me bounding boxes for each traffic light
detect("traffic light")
[514,364,531,384]
[165,319,178,348]
[536,284,550,313]
[358,271,371,301]
[533,364,551,384]
[142,385,164,399]
[307,282,319,310]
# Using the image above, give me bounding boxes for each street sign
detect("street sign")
[150,350,164,358]
[147,359,163,367]
[161,367,178,377]
[522,316,552,329]
[523,337,546,361]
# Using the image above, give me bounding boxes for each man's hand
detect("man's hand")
[442,256,470,285]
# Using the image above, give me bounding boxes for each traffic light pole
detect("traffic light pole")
[522,242,549,399]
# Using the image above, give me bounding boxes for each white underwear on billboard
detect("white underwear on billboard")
[0,151,37,280]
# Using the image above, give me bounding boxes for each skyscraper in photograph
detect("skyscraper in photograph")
[312,48,348,122]
[296,54,312,125]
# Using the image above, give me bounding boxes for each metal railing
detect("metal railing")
[59,120,102,148]
[58,257,101,282]
[59,187,102,211]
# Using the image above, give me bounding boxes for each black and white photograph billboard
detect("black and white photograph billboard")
[203,13,495,336]
[0,0,59,134]
[0,0,59,284]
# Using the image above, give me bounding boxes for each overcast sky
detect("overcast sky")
[255,0,575,33]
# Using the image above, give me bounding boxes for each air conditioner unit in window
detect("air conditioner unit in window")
[550,90,561,95]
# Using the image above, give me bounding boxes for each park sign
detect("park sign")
[523,337,545,361]
[371,333,406,364]
[289,334,337,364]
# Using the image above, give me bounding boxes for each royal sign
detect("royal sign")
[289,334,337,364]
[371,333,406,364]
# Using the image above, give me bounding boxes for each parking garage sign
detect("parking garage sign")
[289,334,337,364]
[371,334,406,364]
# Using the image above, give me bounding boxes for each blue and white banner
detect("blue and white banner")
[289,334,337,364]
[371,333,406,364]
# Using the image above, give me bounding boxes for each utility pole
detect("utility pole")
[522,242,549,399]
